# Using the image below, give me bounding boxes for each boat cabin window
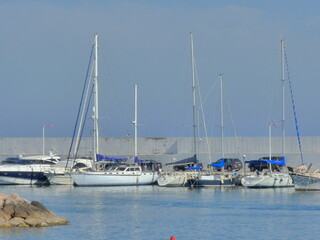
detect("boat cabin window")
[73,163,88,169]
[117,167,127,171]
[1,157,19,164]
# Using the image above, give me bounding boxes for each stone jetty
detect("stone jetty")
[0,193,68,227]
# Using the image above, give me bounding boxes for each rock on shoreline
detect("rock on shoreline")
[0,193,68,228]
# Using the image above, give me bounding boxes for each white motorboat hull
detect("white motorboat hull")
[241,172,294,188]
[0,165,52,185]
[0,176,44,185]
[71,171,159,186]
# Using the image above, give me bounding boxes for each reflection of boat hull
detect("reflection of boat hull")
[241,172,293,188]
[71,171,159,186]
[290,173,320,191]
[188,174,241,187]
[0,166,51,185]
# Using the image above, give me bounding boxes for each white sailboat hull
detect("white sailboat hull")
[71,171,159,186]
[241,172,294,188]
[157,172,192,187]
[188,173,240,187]
[290,173,320,191]
[45,171,73,185]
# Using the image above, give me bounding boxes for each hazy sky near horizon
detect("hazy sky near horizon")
[1,0,320,138]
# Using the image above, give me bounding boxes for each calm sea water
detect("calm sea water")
[0,185,319,240]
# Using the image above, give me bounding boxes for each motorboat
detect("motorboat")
[0,152,60,185]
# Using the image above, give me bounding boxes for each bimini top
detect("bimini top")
[211,158,225,168]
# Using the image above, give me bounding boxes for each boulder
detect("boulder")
[0,193,68,228]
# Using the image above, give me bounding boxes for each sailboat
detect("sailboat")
[157,32,202,187]
[289,164,320,191]
[241,40,293,188]
[45,34,102,185]
[187,74,241,187]
[157,155,199,187]
[71,82,159,186]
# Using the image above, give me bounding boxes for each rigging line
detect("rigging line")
[96,44,129,137]
[74,64,95,160]
[223,81,242,157]
[66,44,94,168]
[74,63,95,157]
[283,45,304,164]
[202,77,219,105]
[106,75,130,137]
[194,59,211,164]
[267,75,279,134]
[74,82,95,161]
[208,77,220,138]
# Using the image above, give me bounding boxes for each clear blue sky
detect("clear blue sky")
[1,0,320,138]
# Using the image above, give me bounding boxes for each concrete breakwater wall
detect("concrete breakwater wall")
[0,137,319,168]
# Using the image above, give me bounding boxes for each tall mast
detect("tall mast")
[93,33,99,162]
[220,74,224,159]
[133,84,138,157]
[281,40,285,157]
[190,32,197,159]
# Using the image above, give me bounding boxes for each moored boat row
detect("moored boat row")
[4,151,320,191]
[1,35,317,191]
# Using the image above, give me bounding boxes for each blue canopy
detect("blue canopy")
[96,154,129,162]
[265,157,286,166]
[211,159,225,168]
[186,164,202,170]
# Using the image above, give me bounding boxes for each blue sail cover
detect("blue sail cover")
[211,159,225,168]
[186,164,202,170]
[96,154,129,162]
[265,157,286,166]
